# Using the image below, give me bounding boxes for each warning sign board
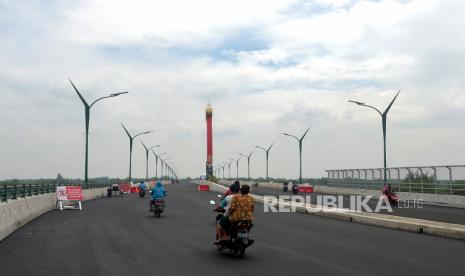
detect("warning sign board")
[56,186,83,210]
[56,186,83,201]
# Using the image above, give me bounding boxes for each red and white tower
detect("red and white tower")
[206,103,213,178]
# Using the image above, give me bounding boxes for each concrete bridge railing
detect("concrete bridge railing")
[216,179,465,208]
[0,187,107,242]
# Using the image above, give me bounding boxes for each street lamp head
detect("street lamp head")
[149,144,161,150]
[348,100,365,106]
[110,92,129,97]
[281,132,297,140]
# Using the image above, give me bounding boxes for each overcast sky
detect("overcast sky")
[1,0,465,180]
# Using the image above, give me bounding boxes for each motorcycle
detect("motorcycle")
[151,198,165,217]
[211,200,254,258]
[217,221,254,258]
[107,184,122,197]
[139,188,146,198]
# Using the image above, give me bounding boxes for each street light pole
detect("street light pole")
[228,161,233,179]
[140,142,161,180]
[161,157,171,180]
[349,90,400,185]
[169,165,175,180]
[160,159,164,179]
[151,151,167,180]
[255,142,274,181]
[230,157,241,180]
[70,80,128,186]
[166,162,174,180]
[222,163,226,179]
[239,151,254,180]
[165,163,168,179]
[282,127,310,184]
[121,123,153,182]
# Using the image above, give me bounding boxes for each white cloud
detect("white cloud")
[1,0,465,180]
[64,0,289,48]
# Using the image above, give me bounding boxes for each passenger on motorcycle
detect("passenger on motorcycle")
[220,181,237,200]
[149,181,166,210]
[215,182,240,243]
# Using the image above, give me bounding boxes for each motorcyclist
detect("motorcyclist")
[138,181,146,192]
[149,181,167,211]
[382,183,393,196]
[283,181,289,192]
[220,180,239,200]
[291,182,299,194]
[215,182,240,243]
[382,183,396,202]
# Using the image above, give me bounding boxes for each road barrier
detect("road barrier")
[198,184,210,191]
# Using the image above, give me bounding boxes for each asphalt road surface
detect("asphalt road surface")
[250,185,465,225]
[0,182,464,276]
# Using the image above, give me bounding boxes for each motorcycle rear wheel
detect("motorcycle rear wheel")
[234,243,246,258]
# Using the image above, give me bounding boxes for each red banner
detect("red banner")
[118,183,131,193]
[298,184,314,193]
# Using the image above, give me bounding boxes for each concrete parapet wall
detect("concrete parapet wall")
[314,185,465,208]
[0,188,107,242]
[226,180,465,208]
